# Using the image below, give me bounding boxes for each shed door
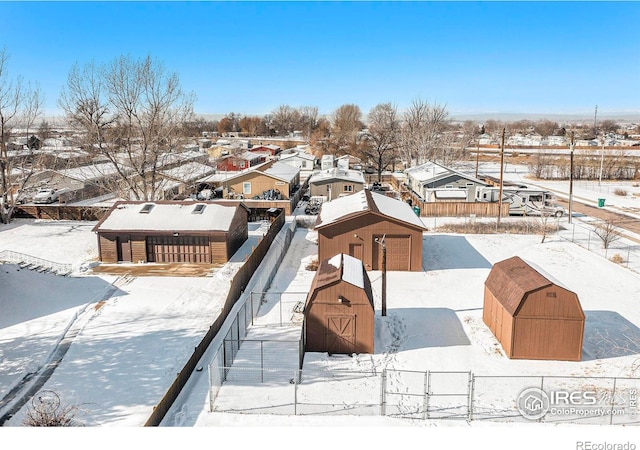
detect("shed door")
[146,236,211,263]
[349,243,363,260]
[117,235,132,262]
[325,315,355,355]
[373,235,411,271]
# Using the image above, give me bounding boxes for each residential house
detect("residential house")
[279,151,317,171]
[223,160,301,200]
[405,161,489,202]
[309,167,365,201]
[216,151,266,171]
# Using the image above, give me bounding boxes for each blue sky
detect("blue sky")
[1,1,639,118]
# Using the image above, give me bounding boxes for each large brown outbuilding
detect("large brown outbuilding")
[93,201,248,264]
[315,189,426,271]
[483,256,585,361]
[304,253,375,355]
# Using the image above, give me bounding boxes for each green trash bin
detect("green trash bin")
[598,198,605,207]
[413,206,421,216]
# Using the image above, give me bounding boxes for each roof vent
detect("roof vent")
[192,204,206,214]
[139,203,155,214]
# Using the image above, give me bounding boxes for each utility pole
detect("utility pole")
[593,105,598,133]
[496,128,505,230]
[568,131,575,224]
[475,139,480,178]
[375,235,387,317]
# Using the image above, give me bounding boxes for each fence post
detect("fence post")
[380,370,387,416]
[626,247,631,268]
[250,292,254,326]
[609,378,617,425]
[587,231,591,250]
[539,376,545,423]
[426,371,431,419]
[294,370,298,416]
[467,372,474,421]
[261,341,264,383]
[422,371,429,420]
[572,223,576,242]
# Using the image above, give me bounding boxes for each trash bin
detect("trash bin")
[413,206,421,216]
[598,198,605,207]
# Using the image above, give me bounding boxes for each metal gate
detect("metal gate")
[382,370,472,419]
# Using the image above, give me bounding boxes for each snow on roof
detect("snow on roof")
[159,162,216,182]
[326,253,366,288]
[340,253,365,289]
[316,190,425,229]
[433,189,467,199]
[406,161,486,186]
[262,161,300,182]
[315,190,370,227]
[280,151,316,161]
[57,162,123,182]
[95,202,239,232]
[309,168,365,185]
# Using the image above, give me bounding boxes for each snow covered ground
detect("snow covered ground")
[2,186,640,448]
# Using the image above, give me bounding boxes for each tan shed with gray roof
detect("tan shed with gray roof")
[483,256,585,361]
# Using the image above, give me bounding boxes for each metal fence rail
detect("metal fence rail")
[557,220,640,274]
[0,250,73,275]
[209,366,640,425]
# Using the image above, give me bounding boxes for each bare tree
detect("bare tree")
[360,103,400,182]
[329,103,363,155]
[59,54,195,201]
[534,119,559,138]
[0,48,44,223]
[593,218,622,249]
[399,98,449,166]
[270,104,296,136]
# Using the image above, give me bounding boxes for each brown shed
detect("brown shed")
[305,253,375,354]
[483,256,585,361]
[93,201,248,264]
[315,189,426,271]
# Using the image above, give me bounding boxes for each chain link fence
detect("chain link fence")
[209,366,640,425]
[557,220,640,274]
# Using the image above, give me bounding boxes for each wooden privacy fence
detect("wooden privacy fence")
[13,205,110,221]
[419,201,510,218]
[143,209,286,426]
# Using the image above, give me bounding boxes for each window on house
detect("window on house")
[243,182,251,195]
[344,185,353,192]
[445,185,453,189]
[240,161,246,168]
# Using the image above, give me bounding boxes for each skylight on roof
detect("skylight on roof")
[192,204,206,214]
[139,204,154,214]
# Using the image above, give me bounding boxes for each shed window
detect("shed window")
[139,203,154,214]
[243,182,251,195]
[445,185,453,189]
[344,185,353,192]
[192,204,206,214]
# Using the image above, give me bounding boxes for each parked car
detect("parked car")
[33,188,59,204]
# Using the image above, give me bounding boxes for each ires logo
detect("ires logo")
[517,388,599,420]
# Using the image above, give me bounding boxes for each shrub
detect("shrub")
[614,188,627,196]
[610,254,625,264]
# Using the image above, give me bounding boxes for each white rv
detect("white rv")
[478,187,565,217]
